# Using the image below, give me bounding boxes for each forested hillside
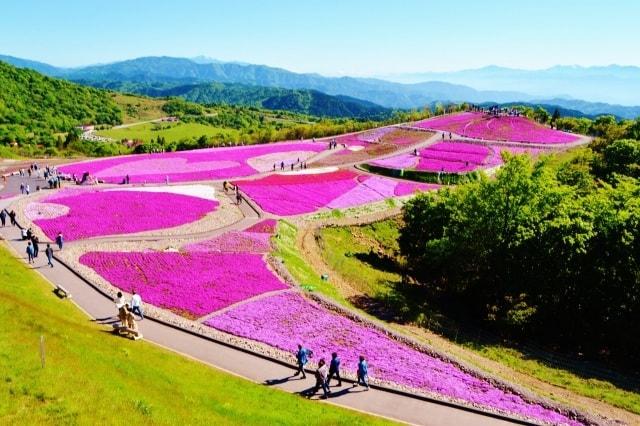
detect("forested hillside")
[0,61,122,145]
[78,81,392,119]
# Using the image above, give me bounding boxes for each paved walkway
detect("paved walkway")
[0,171,528,425]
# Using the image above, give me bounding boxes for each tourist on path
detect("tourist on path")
[315,359,330,398]
[294,344,312,379]
[130,290,144,320]
[56,232,64,250]
[356,355,370,390]
[9,210,16,226]
[115,291,126,311]
[327,352,342,387]
[25,184,30,195]
[45,244,54,268]
[32,236,39,258]
[26,241,35,264]
[0,210,5,227]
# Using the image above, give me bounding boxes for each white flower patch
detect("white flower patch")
[104,184,216,201]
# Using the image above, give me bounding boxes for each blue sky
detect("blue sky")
[1,0,638,75]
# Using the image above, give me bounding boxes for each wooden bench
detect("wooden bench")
[55,284,72,299]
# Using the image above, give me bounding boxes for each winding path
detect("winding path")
[0,172,527,426]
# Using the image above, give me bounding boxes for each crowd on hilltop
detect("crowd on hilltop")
[467,104,524,117]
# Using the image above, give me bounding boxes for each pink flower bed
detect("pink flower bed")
[80,251,287,319]
[416,142,491,173]
[235,170,432,215]
[245,218,278,233]
[412,113,580,144]
[184,231,272,253]
[32,189,218,241]
[371,154,418,169]
[59,142,325,184]
[206,292,580,425]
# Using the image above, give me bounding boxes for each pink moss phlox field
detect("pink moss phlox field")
[59,142,325,184]
[416,142,491,173]
[371,154,418,169]
[245,218,278,233]
[80,251,287,318]
[206,293,580,425]
[184,231,272,253]
[236,170,431,215]
[33,189,218,241]
[412,113,580,144]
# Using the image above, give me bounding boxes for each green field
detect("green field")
[314,220,640,416]
[97,121,238,143]
[0,242,392,425]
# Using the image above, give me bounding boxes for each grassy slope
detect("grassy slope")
[315,220,640,415]
[97,121,237,143]
[0,243,392,425]
[111,93,168,124]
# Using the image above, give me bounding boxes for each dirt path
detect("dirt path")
[296,215,637,426]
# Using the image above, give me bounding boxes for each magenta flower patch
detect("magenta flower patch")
[207,292,580,425]
[235,170,432,215]
[59,142,324,183]
[411,112,580,144]
[80,251,287,319]
[33,189,218,241]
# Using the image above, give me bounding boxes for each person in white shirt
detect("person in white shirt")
[130,290,144,320]
[114,291,126,310]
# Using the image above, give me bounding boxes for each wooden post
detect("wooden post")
[39,335,45,368]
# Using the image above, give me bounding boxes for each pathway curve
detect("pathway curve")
[0,172,528,426]
[0,224,520,426]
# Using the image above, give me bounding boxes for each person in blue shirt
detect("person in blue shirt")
[356,355,369,390]
[327,352,342,387]
[293,344,312,379]
[26,241,35,264]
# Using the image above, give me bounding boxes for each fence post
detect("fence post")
[39,335,45,369]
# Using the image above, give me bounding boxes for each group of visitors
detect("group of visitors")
[273,158,308,172]
[222,181,243,205]
[19,182,31,195]
[327,139,340,150]
[441,132,453,140]
[23,228,61,267]
[295,344,370,399]
[114,290,144,331]
[0,209,15,227]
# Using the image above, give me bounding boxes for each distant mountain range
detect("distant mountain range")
[380,65,640,107]
[2,55,639,119]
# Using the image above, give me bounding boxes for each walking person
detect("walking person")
[355,355,370,390]
[45,243,54,268]
[327,352,342,387]
[55,232,64,250]
[293,344,312,379]
[315,359,330,399]
[20,182,25,195]
[32,236,39,258]
[130,290,144,320]
[0,209,6,227]
[26,241,35,264]
[25,184,30,195]
[9,210,16,226]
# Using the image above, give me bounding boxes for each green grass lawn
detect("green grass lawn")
[97,121,238,143]
[0,242,393,425]
[318,220,402,297]
[314,220,640,415]
[272,221,347,303]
